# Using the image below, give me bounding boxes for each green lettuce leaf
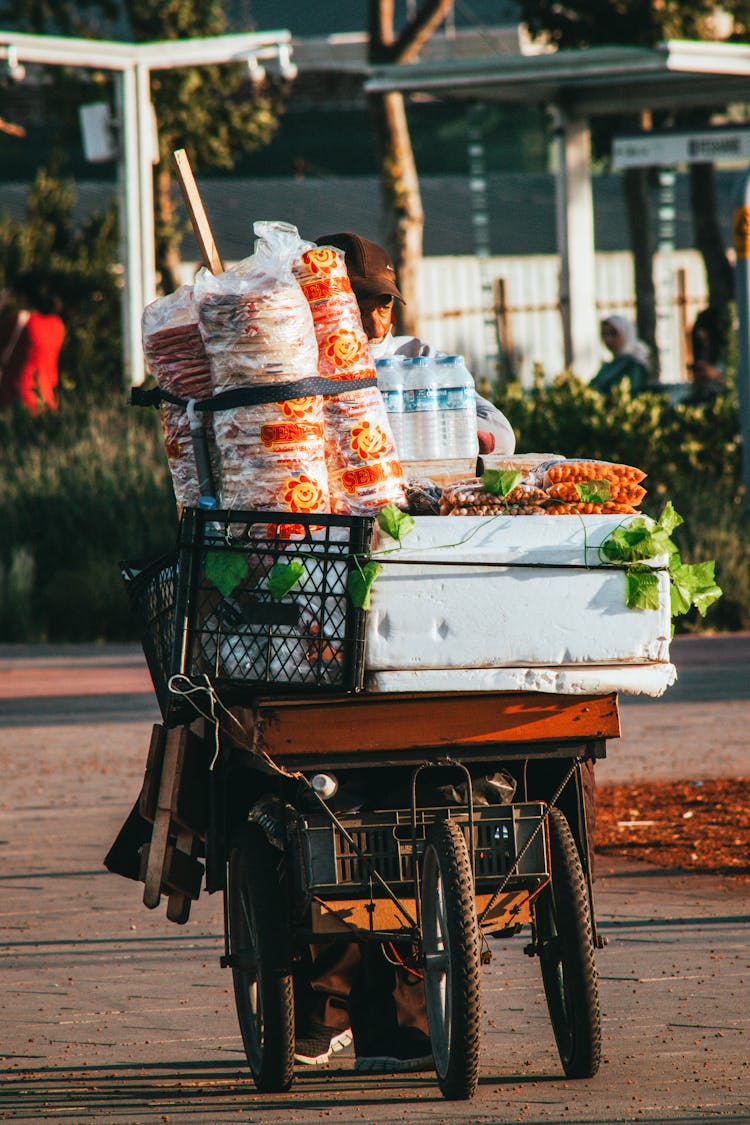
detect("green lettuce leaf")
[575,478,611,503]
[624,566,661,611]
[377,503,415,542]
[347,560,383,610]
[205,551,249,598]
[266,560,305,600]
[670,559,723,617]
[657,500,684,536]
[481,469,522,498]
[601,517,676,563]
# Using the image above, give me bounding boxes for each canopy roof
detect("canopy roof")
[366,40,750,116]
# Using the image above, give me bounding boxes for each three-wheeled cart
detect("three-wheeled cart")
[121,505,658,1101]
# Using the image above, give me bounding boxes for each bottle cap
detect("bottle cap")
[197,496,218,510]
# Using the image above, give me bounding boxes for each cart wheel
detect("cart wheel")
[534,807,601,1079]
[421,817,481,1100]
[227,824,294,1093]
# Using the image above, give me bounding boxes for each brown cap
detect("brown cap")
[315,231,404,303]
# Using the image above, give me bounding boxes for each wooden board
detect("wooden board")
[172,148,224,275]
[247,692,620,764]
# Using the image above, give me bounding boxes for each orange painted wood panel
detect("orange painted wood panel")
[250,692,619,761]
[310,889,534,935]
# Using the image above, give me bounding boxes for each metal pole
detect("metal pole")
[553,106,599,380]
[732,165,750,507]
[136,61,157,317]
[119,65,145,387]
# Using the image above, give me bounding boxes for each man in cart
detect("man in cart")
[315,231,516,457]
[291,233,518,1075]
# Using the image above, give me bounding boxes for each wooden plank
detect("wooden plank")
[142,726,185,909]
[165,826,202,924]
[251,692,620,763]
[138,723,165,824]
[172,148,224,274]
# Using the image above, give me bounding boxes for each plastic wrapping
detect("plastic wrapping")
[439,477,547,516]
[404,477,443,515]
[195,224,330,518]
[547,480,646,505]
[141,285,218,507]
[295,243,406,515]
[535,459,647,487]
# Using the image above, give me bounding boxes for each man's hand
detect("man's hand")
[478,430,495,455]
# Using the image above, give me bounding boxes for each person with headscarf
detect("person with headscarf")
[590,314,651,395]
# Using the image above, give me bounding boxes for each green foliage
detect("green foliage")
[0,164,122,395]
[1,0,283,292]
[517,1,750,49]
[0,391,178,641]
[265,560,305,601]
[347,559,383,611]
[481,469,522,498]
[601,501,723,621]
[205,550,249,598]
[497,373,747,630]
[498,372,741,508]
[376,503,414,542]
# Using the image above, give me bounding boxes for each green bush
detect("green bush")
[496,372,748,632]
[0,391,178,641]
[1,371,747,641]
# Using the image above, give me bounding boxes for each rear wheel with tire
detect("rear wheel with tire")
[534,807,601,1079]
[421,817,481,1100]
[226,824,295,1092]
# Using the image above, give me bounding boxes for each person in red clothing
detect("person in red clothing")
[0,281,64,414]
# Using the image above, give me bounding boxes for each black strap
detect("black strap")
[131,375,377,412]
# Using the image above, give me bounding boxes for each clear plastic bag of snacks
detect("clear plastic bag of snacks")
[194,224,330,518]
[142,284,219,507]
[294,239,406,515]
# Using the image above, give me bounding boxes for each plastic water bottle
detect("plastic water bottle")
[435,355,479,459]
[375,356,406,458]
[197,494,222,543]
[402,356,441,460]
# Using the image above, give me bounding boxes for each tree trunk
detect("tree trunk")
[368,90,424,336]
[155,165,182,295]
[367,0,453,338]
[689,161,735,312]
[623,166,658,376]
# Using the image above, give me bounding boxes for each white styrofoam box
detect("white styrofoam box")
[371,513,668,568]
[366,515,672,673]
[366,663,677,698]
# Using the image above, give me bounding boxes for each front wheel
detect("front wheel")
[226,824,295,1092]
[534,807,601,1079]
[421,817,481,1100]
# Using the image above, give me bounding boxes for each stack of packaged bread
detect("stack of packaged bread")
[293,239,405,515]
[142,222,405,526]
[141,285,219,509]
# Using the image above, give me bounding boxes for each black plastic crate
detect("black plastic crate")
[123,509,373,718]
[120,552,178,718]
[296,803,549,899]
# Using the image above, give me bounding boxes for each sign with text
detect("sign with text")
[613,128,750,170]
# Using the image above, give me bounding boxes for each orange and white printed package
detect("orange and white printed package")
[141,285,218,508]
[294,241,406,515]
[530,458,646,515]
[194,225,330,519]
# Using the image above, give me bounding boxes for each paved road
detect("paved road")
[0,638,748,1123]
